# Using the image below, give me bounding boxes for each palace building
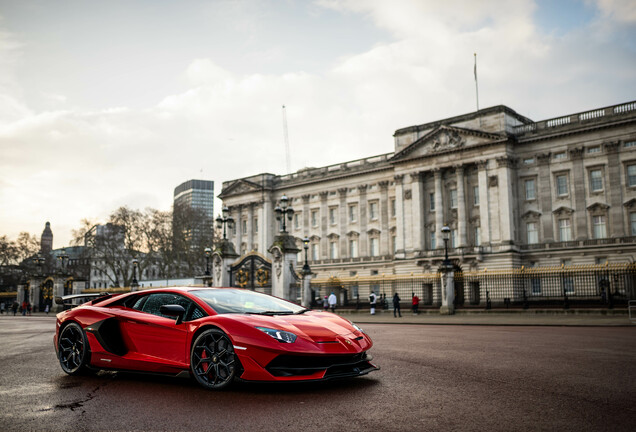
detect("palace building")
[219,100,636,279]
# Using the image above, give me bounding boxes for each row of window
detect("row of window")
[523,164,636,201]
[525,214,620,244]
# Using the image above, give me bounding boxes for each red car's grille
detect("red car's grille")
[266,352,374,378]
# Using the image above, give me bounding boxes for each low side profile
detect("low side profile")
[54,287,378,390]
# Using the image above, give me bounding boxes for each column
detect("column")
[320,191,329,259]
[410,172,424,252]
[302,194,310,235]
[496,157,516,245]
[246,203,254,251]
[456,165,467,247]
[358,185,368,256]
[477,161,491,245]
[537,153,554,243]
[233,205,243,254]
[379,181,390,255]
[394,174,406,257]
[434,169,444,249]
[569,147,588,240]
[338,188,348,257]
[605,142,624,237]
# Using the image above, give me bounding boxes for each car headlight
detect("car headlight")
[256,327,297,343]
[352,323,365,333]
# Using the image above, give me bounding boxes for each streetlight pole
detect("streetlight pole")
[204,247,211,276]
[33,253,44,276]
[216,206,235,240]
[274,195,294,233]
[58,249,69,275]
[441,226,451,269]
[301,237,311,308]
[131,259,139,289]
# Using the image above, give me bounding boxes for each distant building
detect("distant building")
[40,221,53,254]
[173,179,215,247]
[220,100,636,279]
[174,179,215,220]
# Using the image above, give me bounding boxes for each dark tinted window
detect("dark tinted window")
[131,293,206,321]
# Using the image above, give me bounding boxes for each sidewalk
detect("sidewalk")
[330,308,635,326]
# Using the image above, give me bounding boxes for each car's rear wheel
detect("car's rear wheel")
[58,322,90,375]
[191,329,236,390]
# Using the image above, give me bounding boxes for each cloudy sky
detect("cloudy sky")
[1,0,635,248]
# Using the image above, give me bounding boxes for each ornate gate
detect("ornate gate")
[40,277,54,311]
[229,252,272,295]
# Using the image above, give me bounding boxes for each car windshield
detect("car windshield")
[191,289,305,315]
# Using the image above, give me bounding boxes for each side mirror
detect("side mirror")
[160,304,186,325]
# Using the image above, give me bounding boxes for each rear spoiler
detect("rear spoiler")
[54,292,112,307]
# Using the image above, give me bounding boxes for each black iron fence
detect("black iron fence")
[310,264,636,309]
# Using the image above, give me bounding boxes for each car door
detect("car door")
[122,293,190,367]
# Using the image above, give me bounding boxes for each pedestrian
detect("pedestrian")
[45,304,50,315]
[412,293,420,315]
[323,295,329,311]
[393,292,402,317]
[328,292,337,313]
[21,300,27,316]
[12,301,18,316]
[0,301,5,314]
[27,302,32,316]
[369,291,377,315]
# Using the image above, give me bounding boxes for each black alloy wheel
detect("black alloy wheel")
[191,329,236,390]
[58,322,90,375]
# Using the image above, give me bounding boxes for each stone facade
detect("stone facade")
[219,101,636,280]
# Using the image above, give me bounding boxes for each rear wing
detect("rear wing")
[54,292,112,308]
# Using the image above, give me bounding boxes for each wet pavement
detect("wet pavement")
[1,314,635,431]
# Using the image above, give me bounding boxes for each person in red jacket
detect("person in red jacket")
[412,293,420,315]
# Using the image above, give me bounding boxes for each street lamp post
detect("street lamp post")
[274,195,294,233]
[302,237,311,275]
[204,247,211,276]
[301,237,311,308]
[441,226,451,269]
[216,206,235,240]
[33,253,45,276]
[131,259,139,289]
[58,249,69,274]
[439,225,455,315]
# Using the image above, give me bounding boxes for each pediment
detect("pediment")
[552,206,574,216]
[587,202,610,212]
[521,210,541,219]
[623,198,636,209]
[219,179,262,198]
[391,125,503,162]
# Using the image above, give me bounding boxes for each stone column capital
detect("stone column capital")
[301,194,311,204]
[569,147,584,160]
[605,141,620,154]
[357,184,368,193]
[337,187,348,197]
[394,174,404,184]
[378,180,390,190]
[319,191,329,200]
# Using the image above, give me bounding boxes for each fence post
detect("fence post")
[606,263,614,309]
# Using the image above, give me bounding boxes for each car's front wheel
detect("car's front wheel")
[191,329,237,390]
[58,322,90,375]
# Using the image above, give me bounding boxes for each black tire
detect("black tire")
[58,322,90,375]
[190,329,236,390]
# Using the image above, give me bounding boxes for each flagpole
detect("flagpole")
[474,53,480,112]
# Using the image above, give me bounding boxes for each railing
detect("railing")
[310,263,636,309]
[278,153,394,183]
[513,100,636,135]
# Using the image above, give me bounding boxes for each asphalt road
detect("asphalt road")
[1,315,635,431]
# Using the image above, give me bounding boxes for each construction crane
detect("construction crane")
[282,105,291,174]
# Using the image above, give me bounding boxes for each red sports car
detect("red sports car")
[54,287,378,390]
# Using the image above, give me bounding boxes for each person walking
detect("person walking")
[369,291,377,315]
[0,301,5,314]
[328,292,337,313]
[27,302,32,316]
[21,300,27,316]
[45,304,50,315]
[11,301,18,316]
[393,292,402,317]
[323,295,329,311]
[412,293,420,315]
